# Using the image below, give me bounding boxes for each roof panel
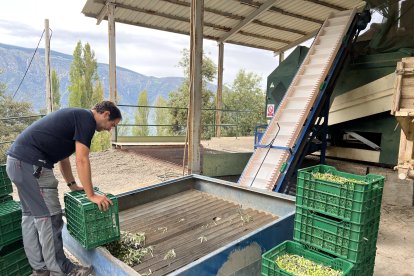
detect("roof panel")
[277,0,337,18]
[230,33,286,50]
[242,24,302,43]
[206,0,257,16]
[82,0,365,52]
[259,12,320,33]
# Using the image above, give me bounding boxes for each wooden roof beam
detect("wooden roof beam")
[161,0,307,35]
[90,2,293,45]
[239,0,324,24]
[84,12,283,52]
[219,0,278,43]
[96,2,108,25]
[277,29,318,52]
[304,0,346,11]
[238,30,290,44]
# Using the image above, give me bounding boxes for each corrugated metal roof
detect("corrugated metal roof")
[82,0,365,53]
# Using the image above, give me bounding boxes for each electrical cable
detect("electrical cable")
[12,29,45,100]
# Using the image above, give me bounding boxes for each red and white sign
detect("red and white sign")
[266,104,275,118]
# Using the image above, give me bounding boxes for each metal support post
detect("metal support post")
[320,97,330,164]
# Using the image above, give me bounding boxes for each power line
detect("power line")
[12,29,45,100]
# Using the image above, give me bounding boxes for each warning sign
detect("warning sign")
[266,104,275,118]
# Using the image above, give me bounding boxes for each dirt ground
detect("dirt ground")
[12,137,414,275]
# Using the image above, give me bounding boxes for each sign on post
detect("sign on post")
[266,104,275,118]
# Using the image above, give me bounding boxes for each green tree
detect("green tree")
[133,90,149,136]
[0,72,34,162]
[167,49,217,138]
[51,69,61,111]
[68,42,84,107]
[117,117,130,136]
[90,131,111,152]
[68,41,100,109]
[222,69,266,136]
[68,41,109,151]
[89,79,109,151]
[155,96,171,136]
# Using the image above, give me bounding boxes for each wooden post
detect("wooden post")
[392,61,404,115]
[215,42,224,137]
[188,0,203,174]
[108,3,117,103]
[45,19,52,113]
[279,51,284,64]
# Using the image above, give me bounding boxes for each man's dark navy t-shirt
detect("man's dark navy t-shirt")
[8,108,96,169]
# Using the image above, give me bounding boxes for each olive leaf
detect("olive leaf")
[105,231,153,266]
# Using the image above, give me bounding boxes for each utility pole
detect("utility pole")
[108,3,117,103]
[45,19,53,113]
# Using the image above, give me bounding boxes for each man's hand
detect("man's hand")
[88,194,113,211]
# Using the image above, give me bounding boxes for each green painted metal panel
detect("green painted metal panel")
[265,45,412,166]
[202,152,252,177]
[332,50,414,99]
[266,46,309,110]
[329,113,400,165]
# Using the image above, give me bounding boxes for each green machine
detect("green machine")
[328,50,414,165]
[265,3,414,166]
[265,46,309,115]
[265,49,412,166]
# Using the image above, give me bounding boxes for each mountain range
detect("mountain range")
[0,43,188,112]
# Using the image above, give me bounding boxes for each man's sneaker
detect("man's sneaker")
[67,265,94,276]
[32,269,50,276]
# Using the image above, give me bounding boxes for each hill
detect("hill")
[0,43,186,111]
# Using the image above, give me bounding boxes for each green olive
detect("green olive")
[275,254,342,276]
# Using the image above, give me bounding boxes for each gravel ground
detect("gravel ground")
[12,148,184,204]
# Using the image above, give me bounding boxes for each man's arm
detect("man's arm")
[75,141,113,211]
[59,157,84,191]
[59,157,75,184]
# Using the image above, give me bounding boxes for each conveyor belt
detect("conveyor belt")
[239,9,357,191]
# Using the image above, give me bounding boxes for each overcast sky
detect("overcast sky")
[0,0,287,89]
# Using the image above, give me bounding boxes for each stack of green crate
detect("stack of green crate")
[0,165,13,198]
[294,165,385,276]
[64,189,120,249]
[0,164,31,276]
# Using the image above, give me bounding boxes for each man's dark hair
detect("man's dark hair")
[92,101,122,121]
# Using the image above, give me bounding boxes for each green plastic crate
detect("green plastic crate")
[296,165,384,225]
[0,195,13,204]
[0,165,13,198]
[0,200,22,248]
[293,207,379,262]
[262,240,354,276]
[351,254,376,276]
[0,240,31,276]
[64,189,120,249]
